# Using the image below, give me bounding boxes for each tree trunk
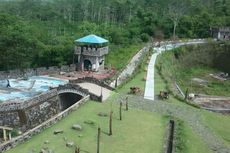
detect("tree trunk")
[125,97,128,111]
[97,127,101,153]
[173,21,177,40]
[119,102,122,120]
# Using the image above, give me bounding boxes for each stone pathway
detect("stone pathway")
[78,82,112,101]
[113,93,230,153]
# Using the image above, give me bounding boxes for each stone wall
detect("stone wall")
[163,120,175,153]
[0,96,90,153]
[0,112,20,128]
[0,85,92,130]
[0,64,76,80]
[25,95,59,129]
[0,90,59,130]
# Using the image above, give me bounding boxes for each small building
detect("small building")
[211,27,230,40]
[74,34,109,71]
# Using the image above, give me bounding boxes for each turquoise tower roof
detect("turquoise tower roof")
[75,34,108,44]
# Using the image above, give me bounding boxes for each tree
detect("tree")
[167,0,189,40]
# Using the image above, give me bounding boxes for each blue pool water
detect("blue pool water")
[0,76,68,102]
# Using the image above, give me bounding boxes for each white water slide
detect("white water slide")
[144,39,206,101]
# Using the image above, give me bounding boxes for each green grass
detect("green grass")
[182,123,212,153]
[174,119,211,153]
[155,54,230,151]
[118,71,146,94]
[156,47,230,97]
[6,101,166,153]
[202,111,230,146]
[155,69,167,95]
[106,44,144,70]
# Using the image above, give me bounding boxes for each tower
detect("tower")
[74,34,109,71]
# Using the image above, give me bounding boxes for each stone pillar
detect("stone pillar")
[9,132,12,140]
[218,31,221,39]
[3,129,7,141]
[96,57,99,71]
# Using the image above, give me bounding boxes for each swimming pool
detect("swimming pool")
[0,76,68,102]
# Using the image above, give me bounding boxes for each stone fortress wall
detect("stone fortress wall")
[0,95,90,153]
[0,89,60,131]
[0,81,105,131]
[0,64,76,80]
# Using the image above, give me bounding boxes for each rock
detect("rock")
[84,120,95,125]
[63,137,67,141]
[59,71,66,75]
[40,149,46,153]
[48,149,53,153]
[98,112,108,117]
[53,129,63,135]
[44,140,49,144]
[192,78,208,85]
[78,134,83,138]
[72,124,82,131]
[66,141,75,148]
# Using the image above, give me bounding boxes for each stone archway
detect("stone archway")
[58,92,83,111]
[84,59,92,71]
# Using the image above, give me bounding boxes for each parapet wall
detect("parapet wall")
[0,89,60,130]
[0,64,76,80]
[0,96,90,153]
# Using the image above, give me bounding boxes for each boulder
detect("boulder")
[53,129,63,135]
[72,124,82,131]
[44,140,49,144]
[84,120,95,125]
[66,141,75,148]
[98,112,108,117]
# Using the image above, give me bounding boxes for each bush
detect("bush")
[140,33,150,42]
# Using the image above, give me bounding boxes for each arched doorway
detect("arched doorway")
[58,92,83,110]
[84,59,92,70]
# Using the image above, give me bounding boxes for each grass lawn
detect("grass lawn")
[106,44,144,70]
[6,101,166,153]
[202,111,230,146]
[155,70,167,95]
[182,123,212,153]
[155,54,230,151]
[156,49,230,97]
[118,70,146,95]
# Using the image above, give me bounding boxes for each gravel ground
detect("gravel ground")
[113,93,230,153]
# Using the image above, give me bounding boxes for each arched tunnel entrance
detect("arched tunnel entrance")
[58,92,83,111]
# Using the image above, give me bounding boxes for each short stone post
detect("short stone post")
[8,132,12,140]
[3,129,7,141]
